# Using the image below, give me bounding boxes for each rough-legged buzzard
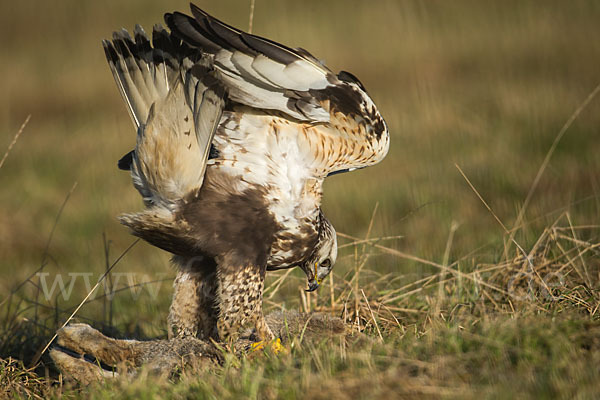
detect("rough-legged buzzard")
[103,3,389,342]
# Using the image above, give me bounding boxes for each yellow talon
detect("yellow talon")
[271,338,283,354]
[250,338,284,354]
[250,340,266,351]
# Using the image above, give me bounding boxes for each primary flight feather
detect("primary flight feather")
[103,3,389,342]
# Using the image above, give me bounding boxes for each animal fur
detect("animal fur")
[50,311,350,384]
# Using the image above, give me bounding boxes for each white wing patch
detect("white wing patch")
[134,80,209,206]
[209,110,321,224]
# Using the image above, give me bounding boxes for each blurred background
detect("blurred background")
[1,0,599,337]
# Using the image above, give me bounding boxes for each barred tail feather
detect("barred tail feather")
[119,209,196,256]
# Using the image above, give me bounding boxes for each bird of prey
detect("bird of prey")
[103,3,389,342]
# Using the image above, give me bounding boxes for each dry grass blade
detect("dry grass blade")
[362,202,379,255]
[435,222,459,317]
[54,276,173,311]
[337,231,510,296]
[361,289,383,341]
[40,182,79,266]
[338,235,403,249]
[0,358,46,400]
[0,115,30,171]
[265,268,295,299]
[0,182,78,308]
[384,276,456,305]
[248,0,256,33]
[507,195,600,234]
[454,164,554,294]
[30,239,140,366]
[379,274,440,302]
[509,83,600,250]
[454,164,511,234]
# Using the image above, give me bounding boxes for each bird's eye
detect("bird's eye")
[320,259,331,269]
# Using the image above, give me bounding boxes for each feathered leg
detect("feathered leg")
[168,256,219,340]
[215,252,274,342]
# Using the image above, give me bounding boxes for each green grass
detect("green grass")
[1,0,600,398]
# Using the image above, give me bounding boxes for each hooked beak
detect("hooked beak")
[305,262,321,292]
[306,280,319,292]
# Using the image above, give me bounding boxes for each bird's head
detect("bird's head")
[301,212,337,292]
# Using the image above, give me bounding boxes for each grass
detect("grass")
[1,0,600,398]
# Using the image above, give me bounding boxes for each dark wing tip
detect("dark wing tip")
[165,10,222,53]
[133,24,147,37]
[102,38,119,62]
[112,28,133,42]
[240,33,299,65]
[118,150,134,171]
[189,3,208,19]
[338,70,366,92]
[184,3,304,66]
[295,47,327,67]
[326,168,350,177]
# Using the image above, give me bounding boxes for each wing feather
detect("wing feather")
[165,6,332,122]
[164,4,389,177]
[107,4,389,185]
[103,25,226,204]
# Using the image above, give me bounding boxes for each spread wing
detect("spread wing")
[165,4,389,177]
[103,25,226,205]
[165,5,332,123]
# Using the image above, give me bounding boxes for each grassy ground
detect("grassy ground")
[1,0,599,398]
